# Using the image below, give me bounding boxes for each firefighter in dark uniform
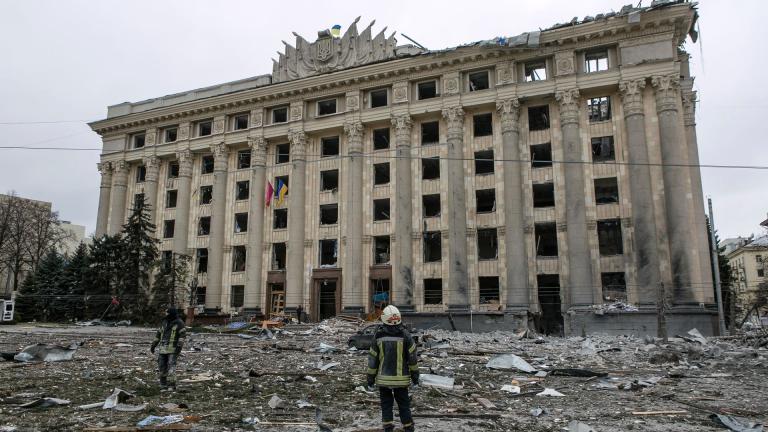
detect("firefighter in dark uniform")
[150,307,186,391]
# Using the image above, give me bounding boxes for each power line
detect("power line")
[0,120,88,125]
[0,146,100,151]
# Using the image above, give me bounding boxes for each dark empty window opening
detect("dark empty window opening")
[423,231,442,263]
[373,199,390,221]
[272,107,288,123]
[319,239,338,267]
[373,163,390,185]
[198,216,211,236]
[163,220,175,239]
[479,276,500,304]
[272,243,286,270]
[423,194,441,218]
[594,177,619,205]
[468,70,490,91]
[231,285,245,308]
[601,272,626,302]
[417,80,437,100]
[473,113,493,137]
[161,251,173,270]
[168,161,179,178]
[588,97,611,122]
[423,278,443,304]
[598,219,623,255]
[374,235,390,264]
[317,99,337,116]
[199,186,213,205]
[273,208,288,229]
[234,212,248,233]
[232,246,246,272]
[533,183,555,208]
[275,143,290,164]
[477,228,498,261]
[320,204,338,225]
[525,61,547,81]
[373,128,390,150]
[136,165,146,183]
[591,136,615,162]
[321,136,340,157]
[535,223,558,256]
[195,287,206,305]
[422,157,440,180]
[528,105,550,131]
[476,189,496,213]
[198,121,212,137]
[236,180,250,200]
[166,190,177,209]
[164,128,177,143]
[233,114,249,130]
[320,169,339,191]
[531,143,553,168]
[421,121,439,145]
[196,248,208,273]
[133,133,145,149]
[133,193,144,210]
[537,274,563,336]
[202,156,214,174]
[475,150,494,175]
[370,89,388,108]
[586,50,609,73]
[238,150,251,169]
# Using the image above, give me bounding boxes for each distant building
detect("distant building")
[726,235,767,324]
[59,220,89,256]
[722,237,752,256]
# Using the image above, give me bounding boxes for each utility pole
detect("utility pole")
[708,197,727,336]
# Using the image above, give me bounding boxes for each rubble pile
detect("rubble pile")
[0,321,766,431]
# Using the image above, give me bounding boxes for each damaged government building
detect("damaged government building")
[89,1,715,335]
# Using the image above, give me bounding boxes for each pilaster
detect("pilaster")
[391,113,414,310]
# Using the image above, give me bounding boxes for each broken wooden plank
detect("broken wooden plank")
[412,413,501,419]
[475,397,496,409]
[632,410,687,416]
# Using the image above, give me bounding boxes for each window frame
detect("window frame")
[232,113,249,131]
[271,106,288,124]
[197,120,213,137]
[163,127,178,143]
[316,98,338,116]
[587,96,611,123]
[369,88,389,108]
[468,70,491,92]
[524,61,547,82]
[585,50,609,73]
[416,80,438,100]
[131,133,146,149]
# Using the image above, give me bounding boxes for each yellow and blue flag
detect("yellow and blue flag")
[276,179,288,205]
[330,25,341,38]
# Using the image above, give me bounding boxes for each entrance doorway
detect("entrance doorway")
[311,268,342,322]
[536,274,563,336]
[268,283,285,317]
[318,280,337,320]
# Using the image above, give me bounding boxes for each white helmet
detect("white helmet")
[381,305,402,326]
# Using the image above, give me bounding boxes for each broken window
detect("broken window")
[473,113,493,137]
[168,161,179,178]
[234,212,248,233]
[320,169,339,191]
[591,136,615,162]
[373,163,390,185]
[136,165,146,183]
[374,235,390,264]
[320,204,338,225]
[198,216,211,236]
[236,180,250,201]
[233,113,249,130]
[533,183,555,208]
[272,106,288,123]
[321,136,339,157]
[201,155,214,174]
[422,157,440,180]
[275,143,290,164]
[197,120,212,137]
[477,228,498,261]
[587,96,611,122]
[417,80,438,100]
[199,185,213,205]
[423,194,441,218]
[238,150,251,169]
[273,208,288,229]
[132,133,145,149]
[166,190,177,209]
[370,88,388,108]
[597,219,623,255]
[319,239,338,266]
[525,61,547,82]
[230,285,245,308]
[537,274,562,336]
[423,231,442,263]
[373,199,390,221]
[274,175,289,194]
[535,223,558,256]
[423,278,443,304]
[421,121,439,145]
[468,70,490,91]
[594,177,619,205]
[528,105,550,131]
[601,272,626,302]
[531,143,553,168]
[373,128,390,150]
[479,276,500,304]
[163,220,175,239]
[195,286,206,305]
[474,150,494,175]
[476,189,496,213]
[272,243,286,270]
[317,98,337,116]
[232,245,246,272]
[585,50,609,73]
[196,248,208,273]
[164,127,177,143]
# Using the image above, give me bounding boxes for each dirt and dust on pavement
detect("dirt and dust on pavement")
[0,319,767,432]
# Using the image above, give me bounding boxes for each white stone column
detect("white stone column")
[205,143,229,311]
[172,150,193,257]
[108,160,129,235]
[392,114,414,310]
[285,130,307,311]
[343,121,365,313]
[95,162,113,238]
[244,137,267,313]
[556,89,594,306]
[143,155,160,228]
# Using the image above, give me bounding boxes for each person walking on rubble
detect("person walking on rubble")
[150,307,186,391]
[366,305,419,432]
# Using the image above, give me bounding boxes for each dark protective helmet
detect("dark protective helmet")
[166,307,178,318]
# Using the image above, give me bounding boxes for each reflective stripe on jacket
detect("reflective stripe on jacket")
[367,325,418,388]
[153,318,186,355]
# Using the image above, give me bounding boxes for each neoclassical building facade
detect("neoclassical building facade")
[90,1,717,334]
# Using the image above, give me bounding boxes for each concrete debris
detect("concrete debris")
[13,343,77,362]
[710,414,764,432]
[530,407,545,417]
[593,301,639,314]
[318,361,340,371]
[102,388,134,409]
[569,420,598,431]
[179,371,223,383]
[314,342,339,353]
[420,374,455,390]
[242,416,260,425]
[296,399,315,409]
[536,388,565,397]
[486,353,536,373]
[500,385,521,394]
[136,415,184,427]
[268,395,285,409]
[685,328,709,345]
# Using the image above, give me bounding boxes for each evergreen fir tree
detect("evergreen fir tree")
[62,243,89,322]
[83,234,124,319]
[15,272,38,322]
[119,197,159,322]
[34,250,67,321]
[153,252,191,315]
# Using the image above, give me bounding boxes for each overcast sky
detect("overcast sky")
[0,0,765,240]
